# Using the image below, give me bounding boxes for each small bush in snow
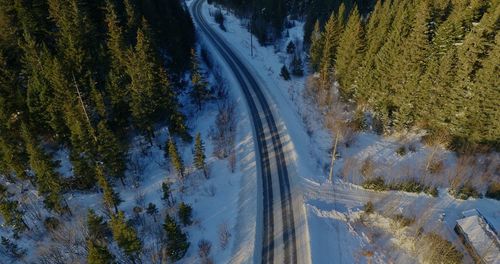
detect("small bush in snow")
[408,143,417,152]
[424,186,439,197]
[44,217,60,232]
[363,201,374,214]
[360,158,374,178]
[485,182,500,200]
[362,177,387,191]
[198,239,212,259]
[388,179,423,193]
[280,65,291,80]
[396,145,407,156]
[178,202,193,226]
[218,222,231,250]
[286,41,296,54]
[449,184,480,200]
[213,9,225,31]
[392,214,414,227]
[419,233,462,264]
[427,160,444,174]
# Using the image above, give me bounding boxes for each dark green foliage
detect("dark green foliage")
[1,236,26,260]
[193,133,208,178]
[286,41,296,54]
[0,199,28,235]
[162,181,174,206]
[43,216,60,232]
[146,202,159,222]
[424,186,439,197]
[97,121,126,184]
[163,214,189,261]
[280,65,291,80]
[110,211,142,261]
[393,214,415,227]
[388,179,423,193]
[309,20,323,72]
[396,146,407,156]
[96,166,121,214]
[310,0,499,150]
[485,182,500,200]
[422,233,463,264]
[21,123,65,213]
[87,240,115,264]
[87,209,110,242]
[363,201,374,214]
[362,177,387,191]
[450,184,480,200]
[168,139,185,180]
[0,0,195,202]
[213,8,225,31]
[290,54,304,77]
[190,49,210,110]
[178,202,193,226]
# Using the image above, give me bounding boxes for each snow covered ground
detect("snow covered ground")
[199,1,500,263]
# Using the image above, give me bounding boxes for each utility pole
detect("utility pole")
[250,0,254,57]
[328,133,339,182]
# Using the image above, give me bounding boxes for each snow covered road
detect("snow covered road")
[190,0,309,263]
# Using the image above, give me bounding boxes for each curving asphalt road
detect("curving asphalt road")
[190,0,298,263]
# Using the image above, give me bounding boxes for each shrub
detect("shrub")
[424,186,439,197]
[408,143,417,152]
[280,65,290,80]
[350,110,366,132]
[389,179,423,193]
[450,184,480,200]
[213,9,225,31]
[428,160,444,174]
[178,203,193,226]
[198,239,212,259]
[286,41,296,54]
[43,217,60,232]
[393,214,414,227]
[360,158,374,178]
[485,182,500,200]
[362,177,387,191]
[364,201,374,214]
[396,146,407,156]
[421,233,463,264]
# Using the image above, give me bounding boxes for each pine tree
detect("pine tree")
[104,0,130,130]
[286,41,296,54]
[163,214,189,261]
[280,65,291,80]
[126,20,160,140]
[146,202,159,222]
[193,133,207,178]
[161,181,173,206]
[87,240,114,264]
[290,54,304,77]
[97,121,126,185]
[309,20,324,72]
[168,138,185,180]
[96,166,121,214]
[0,236,26,260]
[126,19,188,141]
[110,211,142,262]
[319,11,342,90]
[178,202,192,226]
[87,209,110,242]
[335,5,364,99]
[0,199,28,235]
[21,123,65,213]
[190,49,210,110]
[392,0,432,130]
